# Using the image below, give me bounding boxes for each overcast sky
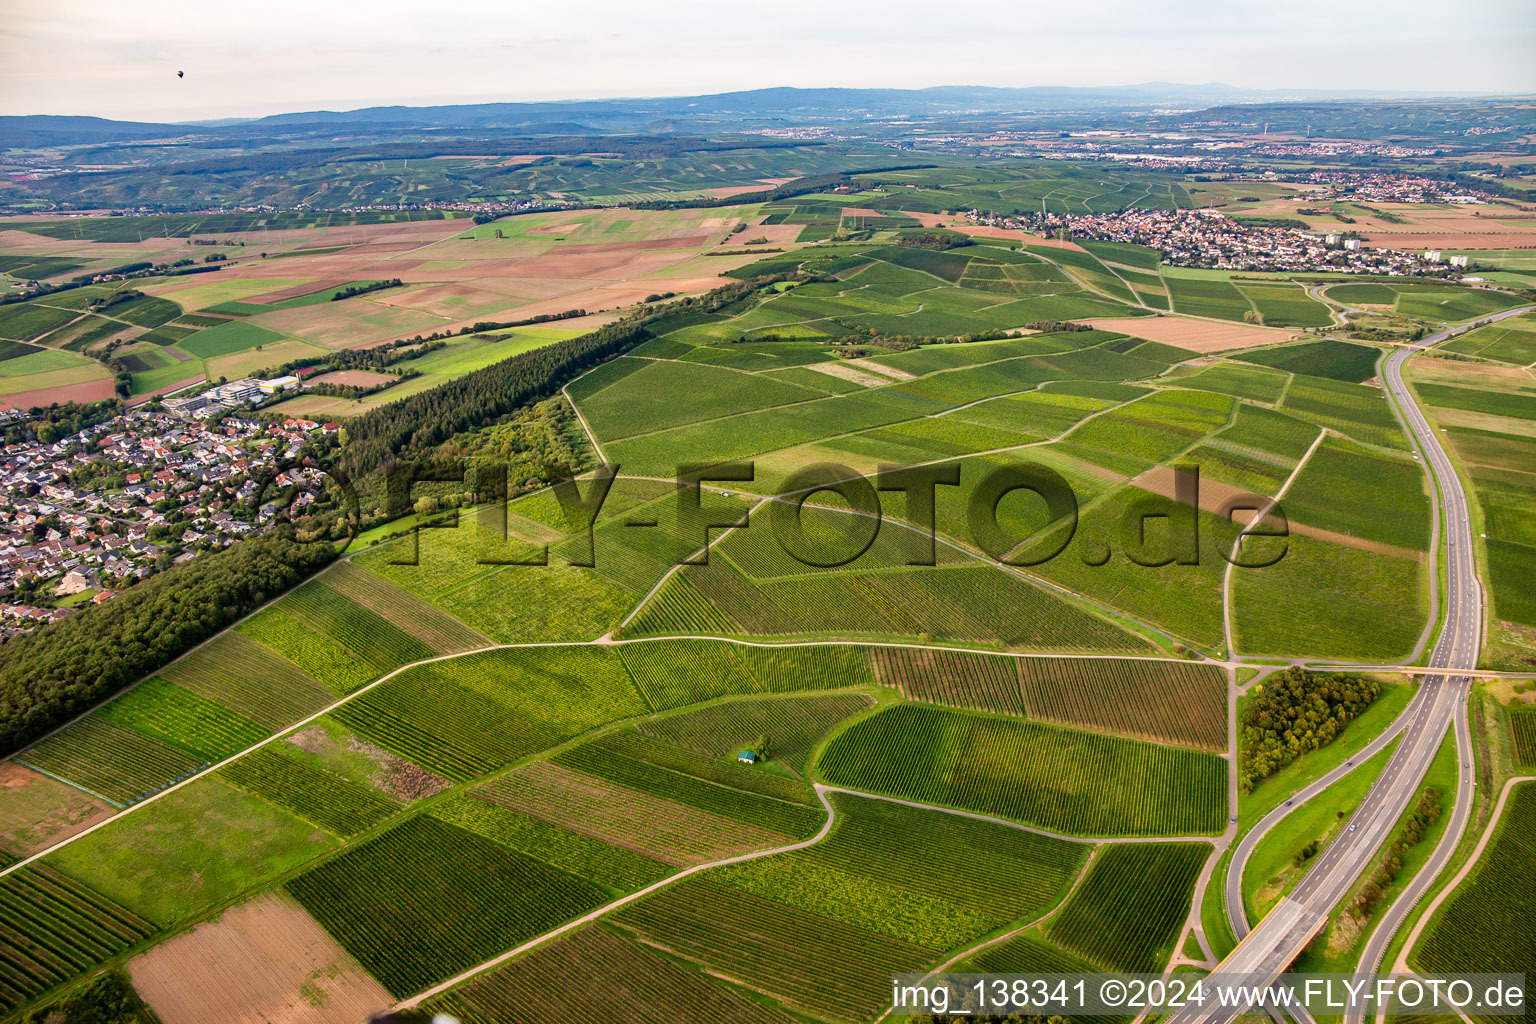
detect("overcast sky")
[2,0,1533,122]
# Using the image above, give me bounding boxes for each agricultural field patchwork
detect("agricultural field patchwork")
[3,133,1527,1022]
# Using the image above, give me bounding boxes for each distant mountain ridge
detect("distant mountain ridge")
[1,83,1487,147]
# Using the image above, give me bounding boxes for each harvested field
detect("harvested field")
[478,760,792,866]
[129,892,392,1024]
[0,762,115,856]
[847,356,913,380]
[1130,464,1423,560]
[0,376,115,409]
[702,184,776,198]
[805,361,886,387]
[310,369,396,387]
[1083,315,1302,353]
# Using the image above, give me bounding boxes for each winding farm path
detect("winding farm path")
[1220,426,1326,658]
[1387,776,1535,974]
[394,783,1216,1011]
[394,786,843,1009]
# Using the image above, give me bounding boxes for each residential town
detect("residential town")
[1285,171,1493,204]
[973,206,1454,275]
[0,410,338,639]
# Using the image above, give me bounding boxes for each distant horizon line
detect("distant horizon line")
[5,81,1522,128]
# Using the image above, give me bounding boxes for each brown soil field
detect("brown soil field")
[805,362,889,388]
[1130,466,1423,560]
[246,279,350,304]
[465,280,718,323]
[427,154,543,164]
[130,892,392,1024]
[0,763,114,856]
[528,221,585,235]
[311,370,395,387]
[722,222,803,247]
[1083,315,1302,353]
[847,357,913,381]
[555,234,712,255]
[0,229,82,250]
[1361,230,1536,250]
[512,249,685,280]
[254,302,453,350]
[0,377,116,409]
[371,282,523,319]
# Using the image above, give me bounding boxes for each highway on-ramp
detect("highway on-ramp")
[1168,303,1533,1023]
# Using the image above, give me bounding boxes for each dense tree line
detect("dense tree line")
[3,398,124,445]
[1239,667,1382,792]
[630,166,935,211]
[21,971,156,1024]
[896,228,973,250]
[150,135,816,178]
[0,527,335,756]
[331,278,401,301]
[339,319,649,492]
[1349,786,1441,919]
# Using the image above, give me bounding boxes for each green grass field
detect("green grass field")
[44,776,335,924]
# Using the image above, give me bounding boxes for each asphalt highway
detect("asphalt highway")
[1167,304,1534,1023]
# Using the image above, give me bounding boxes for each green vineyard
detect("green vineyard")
[218,748,400,837]
[1047,842,1209,972]
[636,694,873,776]
[427,924,797,1024]
[286,816,608,997]
[816,704,1226,836]
[20,718,202,807]
[1415,782,1536,979]
[0,865,158,1012]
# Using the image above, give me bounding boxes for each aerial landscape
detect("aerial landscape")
[0,2,1534,1022]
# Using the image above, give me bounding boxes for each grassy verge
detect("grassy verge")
[1290,726,1456,980]
[1200,845,1238,959]
[1242,739,1396,923]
